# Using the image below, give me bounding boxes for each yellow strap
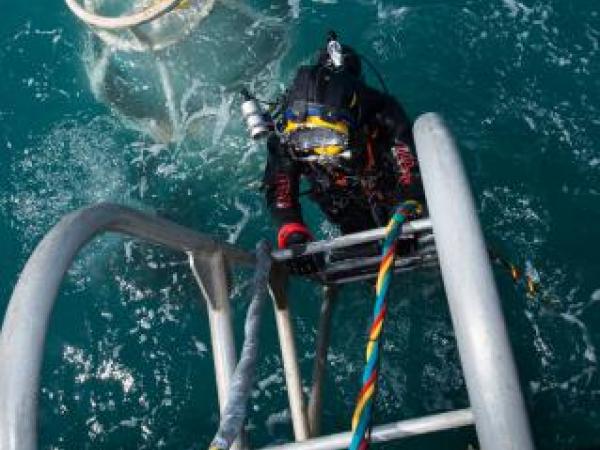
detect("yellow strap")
[313,145,345,156]
[284,116,349,136]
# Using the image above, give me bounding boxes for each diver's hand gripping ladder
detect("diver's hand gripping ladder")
[0,114,535,450]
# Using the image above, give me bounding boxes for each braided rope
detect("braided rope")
[349,201,420,450]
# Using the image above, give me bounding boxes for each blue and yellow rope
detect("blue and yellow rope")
[349,201,421,450]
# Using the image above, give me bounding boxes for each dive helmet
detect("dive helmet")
[282,32,361,161]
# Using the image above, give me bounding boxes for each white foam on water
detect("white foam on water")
[480,186,550,254]
[192,337,208,355]
[288,0,300,19]
[501,0,533,17]
[473,0,600,173]
[2,22,77,106]
[63,345,137,395]
[376,3,409,21]
[265,409,291,435]
[224,198,252,244]
[560,312,597,364]
[530,364,596,397]
[524,277,600,403]
[524,310,553,368]
[97,359,136,393]
[210,88,235,146]
[8,117,133,282]
[257,373,283,391]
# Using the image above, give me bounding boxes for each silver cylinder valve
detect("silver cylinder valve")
[241,90,272,140]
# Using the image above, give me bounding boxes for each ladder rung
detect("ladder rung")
[259,409,474,450]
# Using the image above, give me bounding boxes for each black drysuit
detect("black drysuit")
[264,64,424,235]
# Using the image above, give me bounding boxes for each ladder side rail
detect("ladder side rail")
[269,269,310,441]
[0,203,253,450]
[413,113,535,450]
[190,250,246,450]
[307,286,337,437]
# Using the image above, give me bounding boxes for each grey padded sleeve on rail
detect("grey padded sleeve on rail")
[209,240,273,450]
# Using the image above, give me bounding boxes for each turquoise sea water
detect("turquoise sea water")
[1,0,599,449]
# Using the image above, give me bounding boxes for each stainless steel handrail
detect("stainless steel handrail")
[0,203,253,450]
[0,203,429,450]
[414,113,535,450]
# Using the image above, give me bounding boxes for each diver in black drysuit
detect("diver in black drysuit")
[263,35,425,273]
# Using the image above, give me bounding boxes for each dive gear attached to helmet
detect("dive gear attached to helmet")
[241,89,274,140]
[327,31,344,69]
[359,53,389,94]
[324,30,388,93]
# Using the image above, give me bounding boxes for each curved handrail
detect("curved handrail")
[0,203,253,450]
[65,0,184,30]
[413,113,535,450]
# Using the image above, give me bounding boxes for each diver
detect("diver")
[252,32,425,274]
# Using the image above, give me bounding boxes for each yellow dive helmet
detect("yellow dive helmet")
[283,105,354,158]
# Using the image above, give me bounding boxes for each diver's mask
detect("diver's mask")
[283,107,355,163]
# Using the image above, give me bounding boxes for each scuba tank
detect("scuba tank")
[240,89,273,140]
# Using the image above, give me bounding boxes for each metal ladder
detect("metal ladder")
[0,114,535,450]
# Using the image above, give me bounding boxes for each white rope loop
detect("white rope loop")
[65,0,185,30]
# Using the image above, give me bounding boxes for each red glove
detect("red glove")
[277,222,313,249]
[277,223,323,276]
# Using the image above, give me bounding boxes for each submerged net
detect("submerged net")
[77,0,287,143]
